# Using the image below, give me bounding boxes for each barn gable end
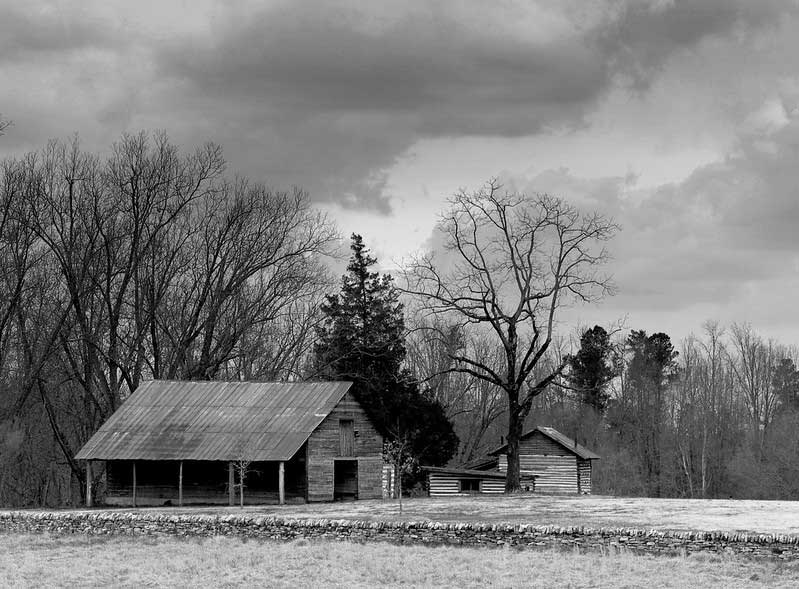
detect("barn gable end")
[305,391,383,502]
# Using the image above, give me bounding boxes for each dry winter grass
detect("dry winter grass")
[95,494,799,535]
[3,533,799,589]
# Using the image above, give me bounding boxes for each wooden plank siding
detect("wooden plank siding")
[578,458,592,494]
[357,457,384,499]
[428,473,507,497]
[305,392,383,502]
[480,478,506,494]
[518,431,575,456]
[339,419,355,456]
[498,454,579,494]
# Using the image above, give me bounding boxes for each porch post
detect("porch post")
[228,461,234,506]
[278,461,285,505]
[178,460,183,507]
[132,461,137,508]
[86,460,93,508]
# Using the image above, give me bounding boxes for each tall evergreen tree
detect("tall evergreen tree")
[621,330,678,497]
[314,234,458,478]
[568,325,617,414]
[772,358,799,411]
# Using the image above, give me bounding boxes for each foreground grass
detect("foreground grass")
[2,533,799,588]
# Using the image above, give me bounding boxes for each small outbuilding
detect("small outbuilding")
[422,427,598,496]
[75,380,383,506]
[491,426,600,494]
[423,466,536,497]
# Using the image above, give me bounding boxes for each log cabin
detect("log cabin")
[423,426,599,497]
[491,426,599,494]
[75,380,383,506]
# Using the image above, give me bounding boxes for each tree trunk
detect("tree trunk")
[397,460,403,514]
[504,399,524,492]
[701,423,708,498]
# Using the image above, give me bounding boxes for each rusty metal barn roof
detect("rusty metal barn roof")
[489,426,600,460]
[75,380,352,462]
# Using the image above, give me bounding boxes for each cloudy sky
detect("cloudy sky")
[3,0,799,345]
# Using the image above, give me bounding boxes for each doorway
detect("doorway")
[334,460,358,501]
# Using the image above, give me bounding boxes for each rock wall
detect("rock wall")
[1,511,797,559]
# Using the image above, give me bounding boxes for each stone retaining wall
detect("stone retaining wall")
[1,511,797,559]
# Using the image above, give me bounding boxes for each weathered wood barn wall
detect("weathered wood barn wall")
[76,381,383,506]
[306,392,384,502]
[493,427,599,494]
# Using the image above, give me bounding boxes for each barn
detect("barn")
[491,426,600,494]
[75,380,384,506]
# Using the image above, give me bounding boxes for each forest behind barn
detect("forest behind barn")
[1,133,799,505]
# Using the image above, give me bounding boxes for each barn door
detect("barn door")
[339,419,355,456]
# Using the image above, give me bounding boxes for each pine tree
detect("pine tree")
[568,326,617,414]
[314,234,458,483]
[315,234,405,388]
[773,358,799,411]
[622,330,678,497]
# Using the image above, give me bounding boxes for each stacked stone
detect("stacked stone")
[1,511,797,559]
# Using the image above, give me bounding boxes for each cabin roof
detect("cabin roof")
[463,455,498,471]
[422,466,506,479]
[75,380,353,462]
[489,426,600,460]
[422,466,536,480]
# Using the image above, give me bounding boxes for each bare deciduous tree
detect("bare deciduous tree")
[729,323,780,455]
[233,458,253,508]
[155,181,337,380]
[403,179,618,491]
[405,320,506,463]
[0,132,337,506]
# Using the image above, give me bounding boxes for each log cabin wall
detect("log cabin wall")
[428,474,506,497]
[577,458,592,494]
[305,392,383,502]
[497,454,580,494]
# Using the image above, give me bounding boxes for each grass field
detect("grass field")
[3,532,799,588]
[6,495,799,587]
[74,494,799,535]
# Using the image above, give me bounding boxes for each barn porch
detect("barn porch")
[101,453,308,507]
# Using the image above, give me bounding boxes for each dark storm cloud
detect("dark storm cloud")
[0,4,116,60]
[0,1,793,214]
[160,1,789,130]
[160,6,607,135]
[151,3,614,211]
[597,0,793,89]
[147,1,790,212]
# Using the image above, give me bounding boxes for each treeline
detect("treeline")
[3,132,797,506]
[0,133,338,506]
[409,321,799,500]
